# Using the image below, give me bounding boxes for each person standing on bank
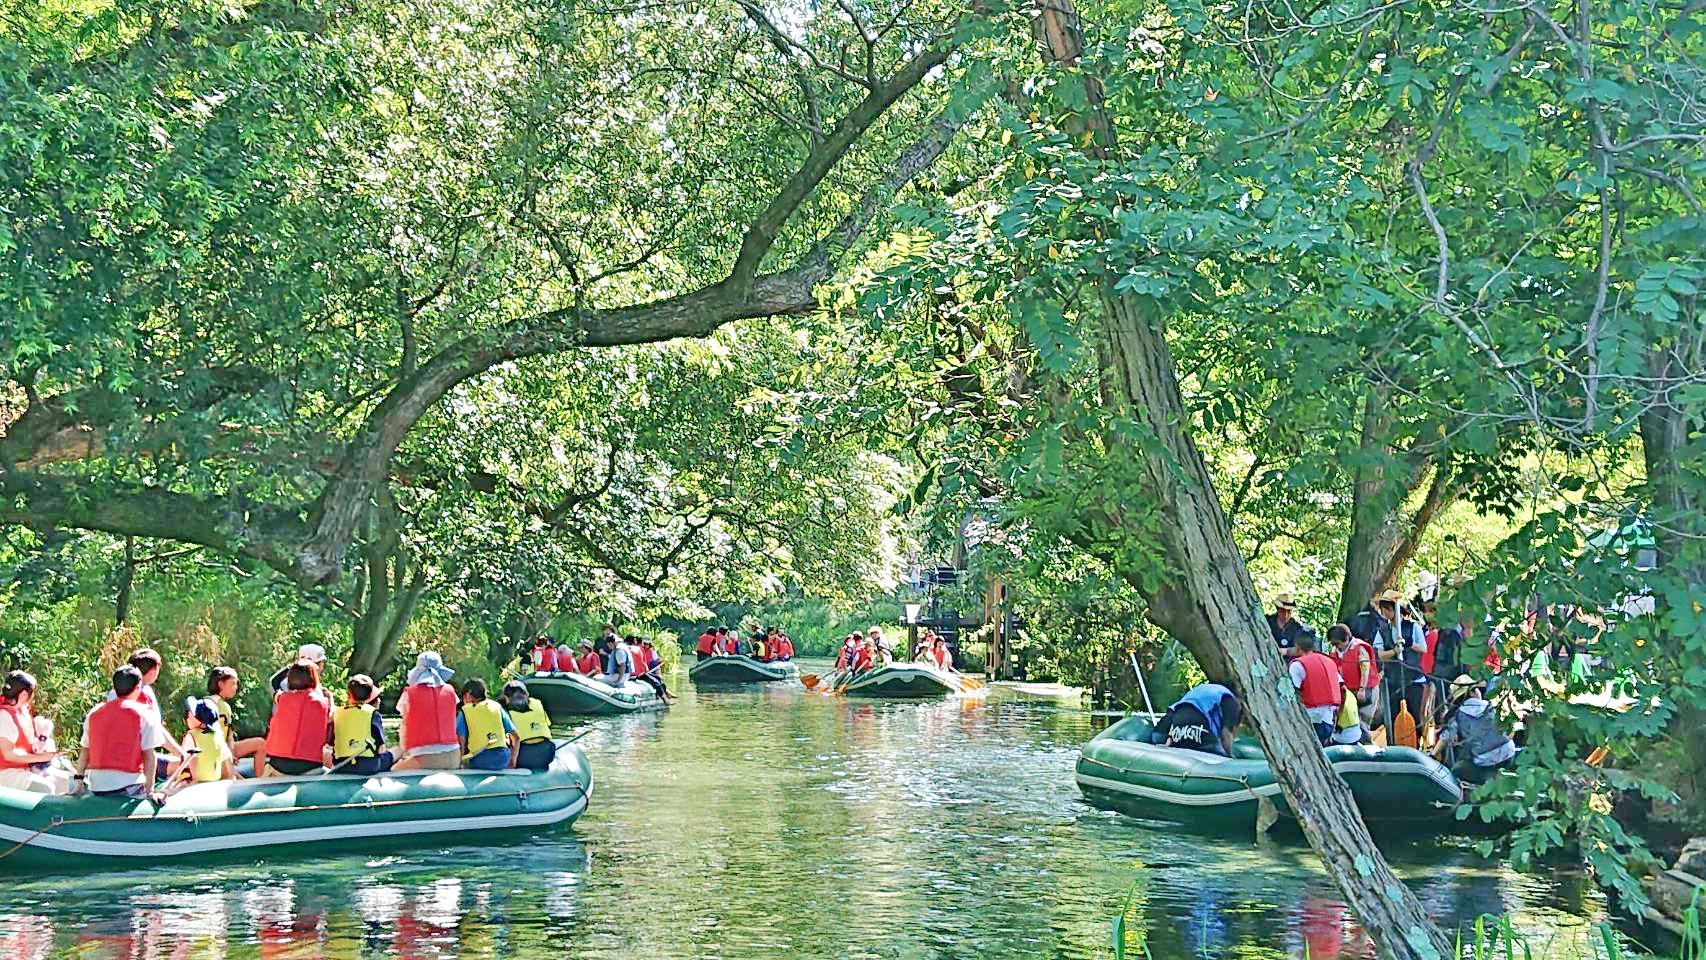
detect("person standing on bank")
[1266,593,1314,660]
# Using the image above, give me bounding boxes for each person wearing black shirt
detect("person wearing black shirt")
[1265,594,1314,660]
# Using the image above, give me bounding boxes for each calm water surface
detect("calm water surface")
[1,663,1612,959]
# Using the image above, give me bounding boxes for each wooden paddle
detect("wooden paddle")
[1391,700,1419,748]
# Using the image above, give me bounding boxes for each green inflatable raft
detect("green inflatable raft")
[0,740,592,869]
[688,655,800,685]
[841,664,986,699]
[524,672,666,715]
[1075,716,1463,831]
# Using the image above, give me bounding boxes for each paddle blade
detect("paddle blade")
[1392,701,1418,748]
[801,674,820,689]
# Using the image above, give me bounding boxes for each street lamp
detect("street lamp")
[903,603,922,625]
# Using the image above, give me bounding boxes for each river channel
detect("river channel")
[0,665,1616,959]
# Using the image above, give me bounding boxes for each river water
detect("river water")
[0,668,1615,959]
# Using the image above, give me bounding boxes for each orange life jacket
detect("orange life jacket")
[84,698,149,773]
[1296,651,1343,709]
[265,687,332,763]
[696,633,717,655]
[854,647,875,671]
[0,703,35,770]
[400,683,459,750]
[927,647,951,670]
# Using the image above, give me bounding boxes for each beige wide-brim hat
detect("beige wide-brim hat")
[1375,589,1406,605]
[1274,593,1297,610]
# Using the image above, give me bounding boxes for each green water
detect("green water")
[1,668,1613,959]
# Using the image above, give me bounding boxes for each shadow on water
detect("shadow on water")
[0,665,1611,958]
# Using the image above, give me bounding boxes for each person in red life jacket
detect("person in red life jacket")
[262,661,333,776]
[774,632,794,661]
[1289,632,1346,746]
[850,636,876,677]
[395,651,461,771]
[554,641,575,673]
[530,636,557,675]
[836,633,860,670]
[0,671,67,794]
[695,628,719,662]
[76,666,168,798]
[574,640,601,676]
[631,636,675,703]
[923,636,953,671]
[1328,623,1380,733]
[113,648,187,773]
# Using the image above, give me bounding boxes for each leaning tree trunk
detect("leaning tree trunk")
[1032,3,1452,956]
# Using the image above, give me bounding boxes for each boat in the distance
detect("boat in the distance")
[1075,716,1463,832]
[689,655,800,685]
[0,739,592,869]
[524,672,666,715]
[841,663,988,699]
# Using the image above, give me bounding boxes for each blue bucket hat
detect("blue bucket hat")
[406,651,455,687]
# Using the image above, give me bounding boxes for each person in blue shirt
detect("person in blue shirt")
[1153,683,1244,756]
[455,679,518,771]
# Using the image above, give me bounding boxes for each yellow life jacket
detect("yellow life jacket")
[213,696,234,739]
[188,728,229,782]
[1336,687,1360,731]
[460,700,508,759]
[509,698,552,744]
[331,704,378,760]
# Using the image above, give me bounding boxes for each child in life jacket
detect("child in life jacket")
[171,698,236,790]
[331,674,394,775]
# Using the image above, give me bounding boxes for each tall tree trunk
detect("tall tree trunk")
[1339,388,1460,621]
[114,535,136,626]
[1639,317,1706,819]
[1032,4,1451,956]
[345,497,429,678]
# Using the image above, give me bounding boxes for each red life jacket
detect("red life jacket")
[696,633,716,655]
[577,652,601,674]
[778,638,794,658]
[531,646,554,672]
[1296,652,1342,709]
[554,647,575,672]
[0,703,35,770]
[928,647,950,670]
[400,684,459,751]
[84,698,149,773]
[1336,639,1379,690]
[632,647,652,674]
[854,648,875,671]
[265,687,332,763]
[1420,629,1439,676]
[836,645,853,669]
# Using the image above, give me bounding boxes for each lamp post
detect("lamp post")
[904,603,922,659]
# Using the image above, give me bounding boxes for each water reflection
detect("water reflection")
[0,674,1611,959]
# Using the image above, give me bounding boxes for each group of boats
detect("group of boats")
[0,653,1483,871]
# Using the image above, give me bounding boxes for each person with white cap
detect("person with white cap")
[270,643,328,694]
[393,652,460,771]
[1265,593,1314,660]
